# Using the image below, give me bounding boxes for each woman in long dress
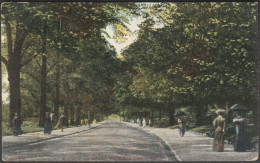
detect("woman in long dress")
[213,109,226,152]
[142,118,146,127]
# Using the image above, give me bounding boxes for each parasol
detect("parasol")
[174,111,187,116]
[229,104,249,111]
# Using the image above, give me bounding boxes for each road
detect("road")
[3,120,177,161]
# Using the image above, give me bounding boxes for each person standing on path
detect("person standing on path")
[44,112,53,134]
[142,118,146,127]
[233,110,252,152]
[12,113,23,136]
[213,109,226,152]
[58,113,66,132]
[137,118,140,126]
[178,115,187,137]
[88,118,93,128]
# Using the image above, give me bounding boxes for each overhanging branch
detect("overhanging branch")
[21,53,39,68]
[1,55,8,67]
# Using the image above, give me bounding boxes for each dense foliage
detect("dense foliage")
[1,2,258,139]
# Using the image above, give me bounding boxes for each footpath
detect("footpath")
[124,122,259,161]
[2,121,106,149]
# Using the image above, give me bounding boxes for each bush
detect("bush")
[191,125,213,134]
[168,125,179,129]
[153,117,169,128]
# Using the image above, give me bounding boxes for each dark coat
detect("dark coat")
[59,115,66,126]
[233,117,252,152]
[44,115,53,134]
[13,115,23,136]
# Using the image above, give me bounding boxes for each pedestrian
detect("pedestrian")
[58,113,66,132]
[88,118,92,128]
[233,110,252,152]
[50,113,55,128]
[142,118,146,127]
[137,118,140,126]
[148,120,151,127]
[212,109,226,152]
[44,112,53,134]
[12,113,23,136]
[178,115,187,137]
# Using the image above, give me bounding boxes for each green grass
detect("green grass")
[2,118,44,136]
[168,125,179,129]
[191,125,213,134]
[22,120,44,133]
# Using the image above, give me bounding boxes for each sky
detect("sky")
[104,17,144,54]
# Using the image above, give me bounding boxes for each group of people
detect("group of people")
[136,118,152,127]
[12,112,66,136]
[44,112,66,134]
[213,108,253,152]
[177,108,253,152]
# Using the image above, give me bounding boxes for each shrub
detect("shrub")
[153,117,169,128]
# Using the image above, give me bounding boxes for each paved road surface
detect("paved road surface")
[3,120,177,161]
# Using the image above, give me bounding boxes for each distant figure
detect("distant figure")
[178,115,187,137]
[142,118,146,127]
[137,118,140,126]
[13,113,23,136]
[50,113,55,127]
[44,112,53,134]
[213,109,226,152]
[233,111,252,152]
[148,120,151,127]
[58,114,66,132]
[88,117,93,128]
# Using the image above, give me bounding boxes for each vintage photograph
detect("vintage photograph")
[1,1,259,161]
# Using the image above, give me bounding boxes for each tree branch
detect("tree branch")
[21,53,39,68]
[47,61,58,74]
[5,20,13,59]
[1,55,8,67]
[22,70,41,83]
[35,58,42,69]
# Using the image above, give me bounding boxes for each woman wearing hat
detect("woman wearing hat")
[212,109,226,152]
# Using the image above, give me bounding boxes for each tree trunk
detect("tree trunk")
[69,106,75,125]
[54,51,61,124]
[8,68,21,128]
[6,21,27,128]
[39,21,47,127]
[75,106,81,125]
[168,103,175,126]
[150,108,154,127]
[159,109,162,120]
[64,99,69,127]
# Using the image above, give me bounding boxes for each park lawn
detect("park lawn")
[2,117,44,136]
[2,117,97,136]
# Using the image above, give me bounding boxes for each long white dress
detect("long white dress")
[142,119,146,127]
